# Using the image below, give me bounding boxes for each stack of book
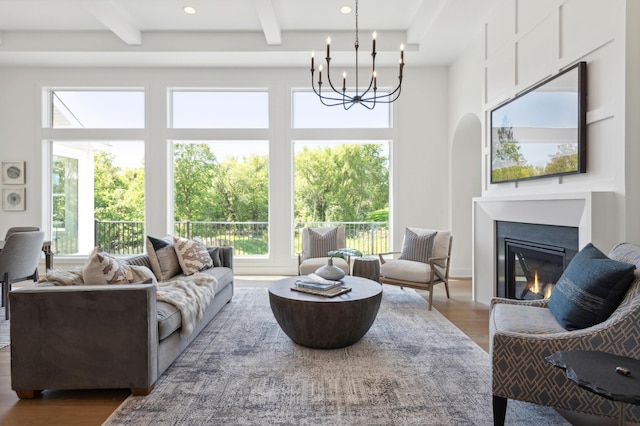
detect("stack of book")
[292,273,351,297]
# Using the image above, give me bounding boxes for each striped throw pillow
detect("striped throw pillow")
[398,228,437,264]
[307,227,339,259]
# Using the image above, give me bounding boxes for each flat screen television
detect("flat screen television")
[490,62,587,184]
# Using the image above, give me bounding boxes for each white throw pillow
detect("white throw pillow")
[173,236,213,275]
[83,247,130,284]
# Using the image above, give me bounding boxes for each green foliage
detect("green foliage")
[365,208,389,222]
[94,142,388,228]
[94,152,144,221]
[294,144,389,222]
[544,144,578,174]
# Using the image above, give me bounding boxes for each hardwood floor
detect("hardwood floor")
[0,277,488,426]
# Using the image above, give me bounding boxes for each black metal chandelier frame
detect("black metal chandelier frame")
[310,0,405,110]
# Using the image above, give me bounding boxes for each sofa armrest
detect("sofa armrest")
[10,284,158,396]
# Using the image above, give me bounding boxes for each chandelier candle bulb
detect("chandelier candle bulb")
[311,52,314,71]
[326,37,331,58]
[372,31,376,53]
[319,65,323,83]
[342,72,346,91]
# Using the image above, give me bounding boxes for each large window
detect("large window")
[172,141,269,255]
[292,92,391,255]
[47,89,145,255]
[170,90,270,256]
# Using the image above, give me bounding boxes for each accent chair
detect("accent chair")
[378,228,452,310]
[491,242,640,425]
[297,226,350,276]
[0,230,45,319]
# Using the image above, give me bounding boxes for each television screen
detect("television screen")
[490,62,587,183]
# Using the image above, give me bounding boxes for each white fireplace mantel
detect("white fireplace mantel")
[472,191,621,305]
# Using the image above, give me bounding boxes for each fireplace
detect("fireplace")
[496,221,579,299]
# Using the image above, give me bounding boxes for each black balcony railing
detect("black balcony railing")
[84,220,389,256]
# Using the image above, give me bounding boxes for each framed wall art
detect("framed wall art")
[2,161,25,184]
[2,188,25,211]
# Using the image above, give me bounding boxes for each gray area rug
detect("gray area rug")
[104,286,568,425]
[0,307,8,350]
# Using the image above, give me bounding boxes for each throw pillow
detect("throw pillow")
[306,227,339,259]
[173,236,214,275]
[398,228,437,264]
[548,243,636,330]
[146,236,182,281]
[82,247,130,284]
[207,246,222,267]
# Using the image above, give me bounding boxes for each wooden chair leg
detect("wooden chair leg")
[428,281,434,311]
[493,395,507,426]
[444,279,450,299]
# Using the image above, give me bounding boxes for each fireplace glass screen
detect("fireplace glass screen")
[505,239,566,300]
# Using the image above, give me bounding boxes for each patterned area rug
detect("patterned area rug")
[104,286,567,425]
[0,307,8,350]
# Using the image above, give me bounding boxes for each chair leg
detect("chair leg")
[444,279,450,299]
[493,395,507,426]
[428,281,434,311]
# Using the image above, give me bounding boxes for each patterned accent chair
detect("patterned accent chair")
[491,242,640,425]
[297,226,350,276]
[378,229,452,310]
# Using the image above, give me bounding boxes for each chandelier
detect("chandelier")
[310,0,405,110]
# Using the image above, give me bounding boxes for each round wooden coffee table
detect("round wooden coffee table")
[268,276,382,349]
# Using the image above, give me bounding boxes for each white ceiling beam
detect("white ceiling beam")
[407,0,447,44]
[253,0,282,46]
[83,0,142,46]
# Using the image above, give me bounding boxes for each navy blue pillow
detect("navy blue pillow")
[548,243,636,330]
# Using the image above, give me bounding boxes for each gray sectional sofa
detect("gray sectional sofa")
[9,246,233,398]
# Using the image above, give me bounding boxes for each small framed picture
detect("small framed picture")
[2,188,25,211]
[2,161,25,184]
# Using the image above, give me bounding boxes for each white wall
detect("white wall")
[467,0,640,304]
[448,42,484,277]
[0,65,451,275]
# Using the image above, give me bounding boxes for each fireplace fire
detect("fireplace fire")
[506,239,565,300]
[496,221,578,300]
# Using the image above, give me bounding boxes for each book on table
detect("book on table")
[291,284,352,298]
[294,273,342,291]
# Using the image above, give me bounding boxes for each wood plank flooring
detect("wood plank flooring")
[0,277,488,426]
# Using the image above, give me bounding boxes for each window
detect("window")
[172,141,269,255]
[47,88,146,255]
[292,91,391,256]
[293,141,389,255]
[51,141,145,255]
[170,91,268,128]
[170,89,270,256]
[52,90,144,128]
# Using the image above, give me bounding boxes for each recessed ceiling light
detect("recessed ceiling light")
[340,6,352,14]
[183,6,196,15]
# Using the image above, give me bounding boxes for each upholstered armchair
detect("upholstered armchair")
[297,226,350,276]
[491,242,640,425]
[378,228,452,310]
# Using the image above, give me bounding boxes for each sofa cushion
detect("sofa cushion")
[398,228,436,264]
[548,243,636,330]
[173,236,214,275]
[146,236,182,281]
[174,266,234,293]
[492,303,566,335]
[157,301,182,341]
